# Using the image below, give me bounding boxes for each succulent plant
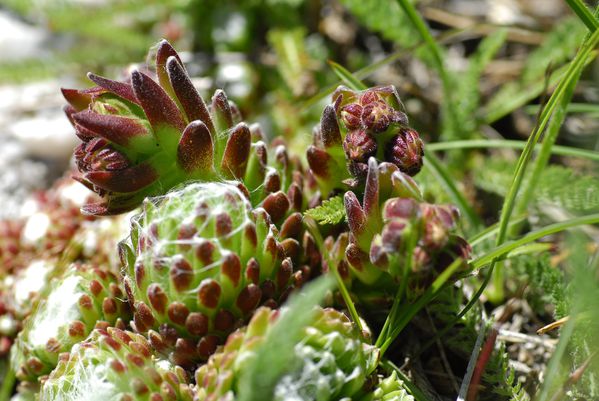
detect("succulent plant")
[307,86,424,197]
[325,158,470,305]
[119,181,310,366]
[0,178,103,360]
[194,306,379,401]
[63,39,299,215]
[12,263,130,381]
[39,327,195,401]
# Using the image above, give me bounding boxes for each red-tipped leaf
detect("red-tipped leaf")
[61,88,93,111]
[177,121,214,174]
[220,123,251,179]
[320,105,342,148]
[363,157,380,219]
[72,110,153,148]
[85,162,158,193]
[131,70,185,132]
[344,191,366,237]
[306,146,331,178]
[211,90,233,133]
[87,73,139,105]
[155,39,183,98]
[166,56,215,134]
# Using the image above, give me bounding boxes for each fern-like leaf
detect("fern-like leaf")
[474,158,599,213]
[456,30,508,136]
[304,195,346,225]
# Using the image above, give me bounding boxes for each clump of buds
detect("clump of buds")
[308,86,424,197]
[336,158,470,304]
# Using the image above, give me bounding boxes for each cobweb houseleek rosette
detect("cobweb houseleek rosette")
[63,40,299,215]
[194,306,381,401]
[119,182,311,367]
[39,327,195,401]
[327,158,471,306]
[12,263,130,381]
[307,86,424,198]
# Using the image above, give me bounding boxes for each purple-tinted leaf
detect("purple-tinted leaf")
[72,110,152,147]
[211,90,233,133]
[220,123,251,179]
[87,73,139,104]
[61,88,93,111]
[131,70,185,132]
[166,56,215,134]
[320,105,342,148]
[306,146,331,178]
[344,191,366,237]
[82,192,145,216]
[177,121,214,173]
[85,162,158,193]
[363,157,379,219]
[155,39,183,98]
[262,191,290,223]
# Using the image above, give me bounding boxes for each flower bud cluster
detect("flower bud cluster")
[308,86,424,197]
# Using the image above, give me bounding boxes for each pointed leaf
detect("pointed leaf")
[320,105,342,148]
[262,191,290,223]
[131,70,186,132]
[211,90,234,133]
[167,56,215,134]
[363,157,380,220]
[155,39,183,99]
[344,191,366,237]
[87,73,138,104]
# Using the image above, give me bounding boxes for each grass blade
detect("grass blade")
[564,0,599,32]
[426,139,599,162]
[486,27,599,301]
[470,212,599,269]
[327,60,367,91]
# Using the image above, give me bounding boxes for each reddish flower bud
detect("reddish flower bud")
[385,128,424,176]
[343,130,377,164]
[340,104,363,130]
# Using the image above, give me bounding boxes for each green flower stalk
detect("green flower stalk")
[307,86,423,197]
[39,327,195,401]
[12,263,130,381]
[333,158,470,304]
[119,182,310,366]
[194,306,379,401]
[63,40,298,215]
